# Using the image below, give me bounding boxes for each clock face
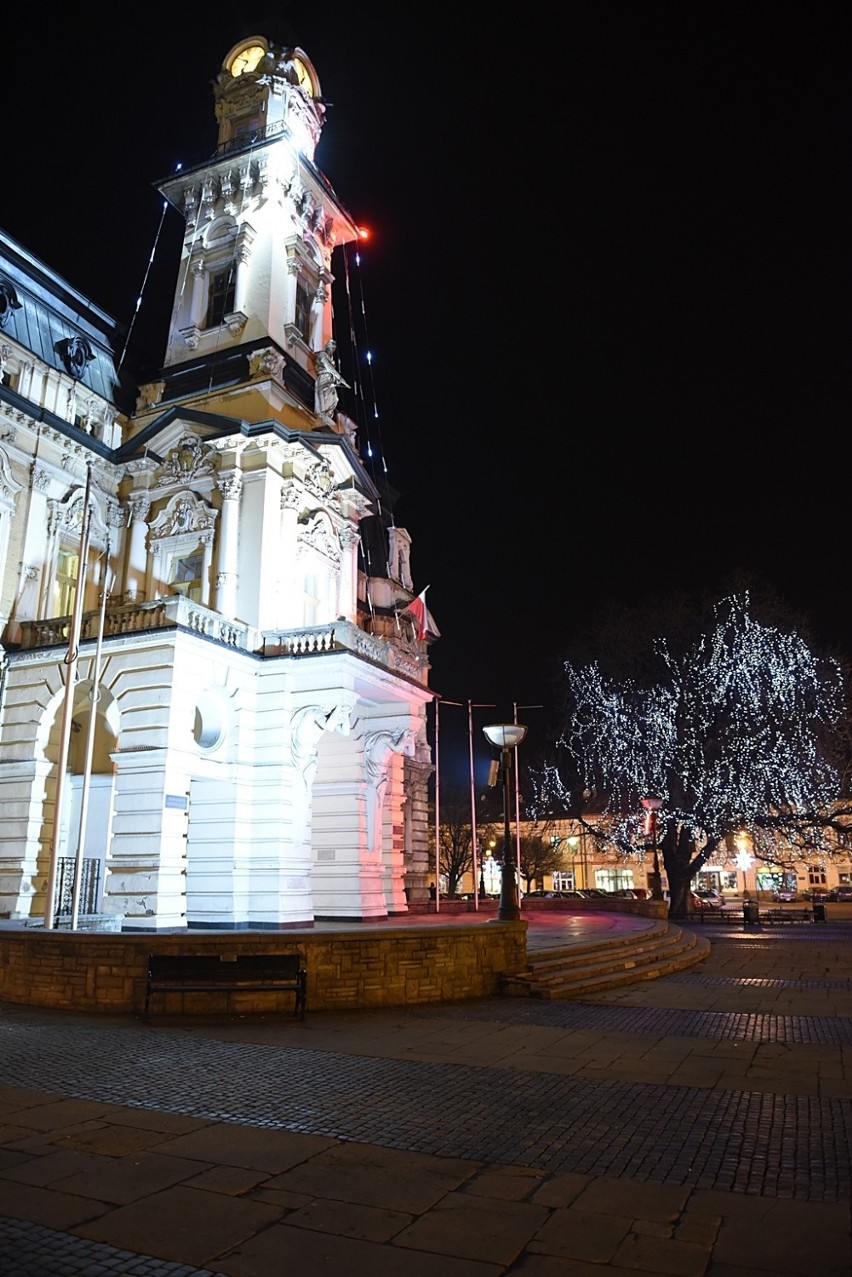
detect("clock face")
[230,45,265,77]
[293,57,313,95]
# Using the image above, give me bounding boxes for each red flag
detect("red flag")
[407,588,429,640]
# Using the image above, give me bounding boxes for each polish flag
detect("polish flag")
[407,588,429,641]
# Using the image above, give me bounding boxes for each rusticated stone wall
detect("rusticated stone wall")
[0,922,529,1016]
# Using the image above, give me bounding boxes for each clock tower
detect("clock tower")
[151,36,359,433]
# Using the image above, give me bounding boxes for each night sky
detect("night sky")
[4,4,849,776]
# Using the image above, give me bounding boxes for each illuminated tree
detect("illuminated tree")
[537,593,851,917]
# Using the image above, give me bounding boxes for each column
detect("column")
[214,473,241,616]
[189,257,207,328]
[337,523,360,620]
[199,531,214,608]
[124,493,150,602]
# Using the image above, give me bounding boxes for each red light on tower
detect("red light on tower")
[357,226,370,240]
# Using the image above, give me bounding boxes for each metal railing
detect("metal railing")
[55,856,100,921]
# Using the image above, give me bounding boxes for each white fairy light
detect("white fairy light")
[532,593,846,870]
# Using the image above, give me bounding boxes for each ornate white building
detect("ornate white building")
[0,36,436,930]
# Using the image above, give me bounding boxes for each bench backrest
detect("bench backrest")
[148,953,304,983]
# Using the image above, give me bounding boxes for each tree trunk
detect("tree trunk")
[663,826,692,917]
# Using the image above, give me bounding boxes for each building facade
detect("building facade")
[463,821,852,904]
[0,37,436,931]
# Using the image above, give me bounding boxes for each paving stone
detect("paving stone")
[2,920,852,1274]
[283,1196,413,1242]
[262,1141,478,1213]
[75,1183,282,1267]
[392,1191,549,1264]
[210,1219,502,1275]
[526,1206,633,1262]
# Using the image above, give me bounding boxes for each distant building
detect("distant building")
[0,37,437,929]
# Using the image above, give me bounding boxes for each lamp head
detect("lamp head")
[483,723,527,750]
[641,795,663,811]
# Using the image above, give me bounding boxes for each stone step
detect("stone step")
[502,924,710,999]
[521,921,676,976]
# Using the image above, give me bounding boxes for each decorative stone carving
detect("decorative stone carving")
[156,434,215,487]
[135,381,165,412]
[312,340,349,421]
[127,492,151,522]
[56,336,94,379]
[200,178,216,220]
[217,474,242,501]
[179,325,201,350]
[290,700,355,790]
[248,347,285,380]
[0,279,22,329]
[303,459,334,498]
[297,512,340,566]
[224,311,248,335]
[0,447,23,504]
[183,187,199,229]
[150,491,216,538]
[280,479,302,511]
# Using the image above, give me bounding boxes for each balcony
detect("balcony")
[14,596,427,685]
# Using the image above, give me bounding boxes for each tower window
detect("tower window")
[53,548,80,617]
[231,112,263,147]
[206,266,236,328]
[295,278,312,343]
[170,551,203,602]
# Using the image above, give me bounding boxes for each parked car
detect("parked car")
[772,888,798,903]
[611,888,639,899]
[835,886,852,902]
[810,887,834,903]
[693,888,723,909]
[690,892,721,911]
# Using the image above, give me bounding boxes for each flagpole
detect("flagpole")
[513,702,542,900]
[468,700,479,910]
[71,538,111,929]
[433,699,441,913]
[45,465,93,929]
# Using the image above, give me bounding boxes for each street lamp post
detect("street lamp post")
[641,796,664,901]
[483,723,528,922]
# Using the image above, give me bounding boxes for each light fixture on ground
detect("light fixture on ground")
[483,723,527,921]
[641,796,664,900]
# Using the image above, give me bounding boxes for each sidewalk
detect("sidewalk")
[1,912,851,1275]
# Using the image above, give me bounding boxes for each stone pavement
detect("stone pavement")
[1,911,851,1275]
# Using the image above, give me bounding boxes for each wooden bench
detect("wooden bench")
[144,952,307,1021]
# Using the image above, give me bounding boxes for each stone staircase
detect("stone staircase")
[502,921,711,1000]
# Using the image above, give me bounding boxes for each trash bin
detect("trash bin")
[813,903,827,923]
[742,900,760,925]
